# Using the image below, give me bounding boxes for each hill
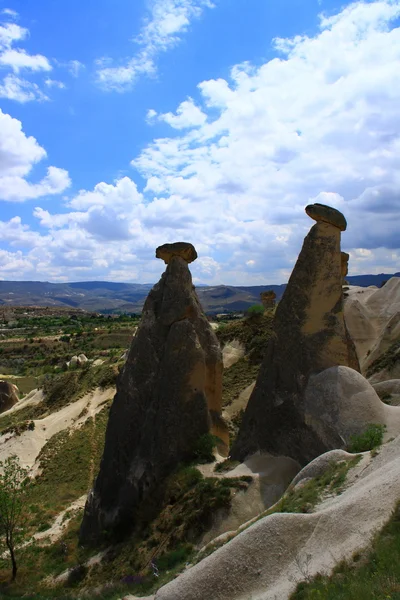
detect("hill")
[0,272,398,314]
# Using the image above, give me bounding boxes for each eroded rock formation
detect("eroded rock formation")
[0,380,19,414]
[80,242,228,544]
[260,290,276,310]
[231,204,360,464]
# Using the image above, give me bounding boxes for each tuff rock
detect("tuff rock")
[231,205,359,465]
[0,380,19,414]
[260,290,276,310]
[155,241,198,264]
[80,245,228,544]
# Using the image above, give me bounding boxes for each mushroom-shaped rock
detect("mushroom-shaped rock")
[0,380,19,414]
[260,290,276,310]
[305,203,347,231]
[156,242,197,264]
[80,245,227,545]
[231,204,359,465]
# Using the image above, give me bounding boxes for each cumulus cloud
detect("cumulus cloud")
[2,0,400,283]
[0,13,67,102]
[0,109,71,202]
[96,0,215,90]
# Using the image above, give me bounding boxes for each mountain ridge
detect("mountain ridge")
[0,273,398,314]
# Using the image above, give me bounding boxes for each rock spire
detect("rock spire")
[231,204,359,464]
[80,242,228,544]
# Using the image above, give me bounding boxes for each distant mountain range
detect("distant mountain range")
[0,273,398,314]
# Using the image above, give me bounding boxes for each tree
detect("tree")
[0,455,28,581]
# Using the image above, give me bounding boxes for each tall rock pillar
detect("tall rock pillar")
[80,242,228,544]
[231,204,359,464]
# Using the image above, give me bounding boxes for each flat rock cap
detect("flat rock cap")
[156,242,198,264]
[305,203,347,231]
[260,290,276,299]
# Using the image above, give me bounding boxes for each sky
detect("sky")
[0,0,399,285]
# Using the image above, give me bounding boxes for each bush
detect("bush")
[246,304,265,317]
[192,433,220,464]
[348,424,385,453]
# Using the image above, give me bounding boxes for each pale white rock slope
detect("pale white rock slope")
[0,387,114,471]
[134,434,400,600]
[344,277,400,373]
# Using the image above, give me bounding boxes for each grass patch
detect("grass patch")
[366,339,400,378]
[291,500,400,600]
[217,313,274,363]
[41,365,117,412]
[0,364,116,436]
[347,424,385,453]
[214,458,240,473]
[191,433,221,464]
[222,358,259,407]
[24,403,111,535]
[270,457,362,516]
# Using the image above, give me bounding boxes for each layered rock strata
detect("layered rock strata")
[232,204,359,464]
[80,242,228,544]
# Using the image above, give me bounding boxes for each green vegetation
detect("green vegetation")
[0,455,29,581]
[24,403,111,534]
[84,469,252,596]
[191,433,221,464]
[347,424,385,453]
[0,311,138,380]
[42,365,117,412]
[214,458,240,473]
[216,312,274,363]
[269,457,361,516]
[0,364,116,436]
[291,501,400,600]
[246,304,265,317]
[222,358,259,407]
[366,339,400,378]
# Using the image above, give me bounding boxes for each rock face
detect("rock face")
[231,204,360,465]
[341,252,349,282]
[80,244,228,544]
[344,277,400,373]
[305,202,347,231]
[156,241,197,264]
[304,366,386,447]
[260,290,276,310]
[0,380,19,414]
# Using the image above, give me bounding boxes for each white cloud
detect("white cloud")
[0,21,26,47]
[155,98,207,129]
[96,0,215,90]
[0,74,48,102]
[44,78,66,89]
[0,109,71,202]
[0,48,51,72]
[67,59,84,77]
[1,8,18,20]
[0,14,64,102]
[3,0,400,283]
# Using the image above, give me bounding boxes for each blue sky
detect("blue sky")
[0,0,400,284]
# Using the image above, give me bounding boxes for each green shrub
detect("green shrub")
[246,304,265,317]
[191,433,220,464]
[348,424,385,453]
